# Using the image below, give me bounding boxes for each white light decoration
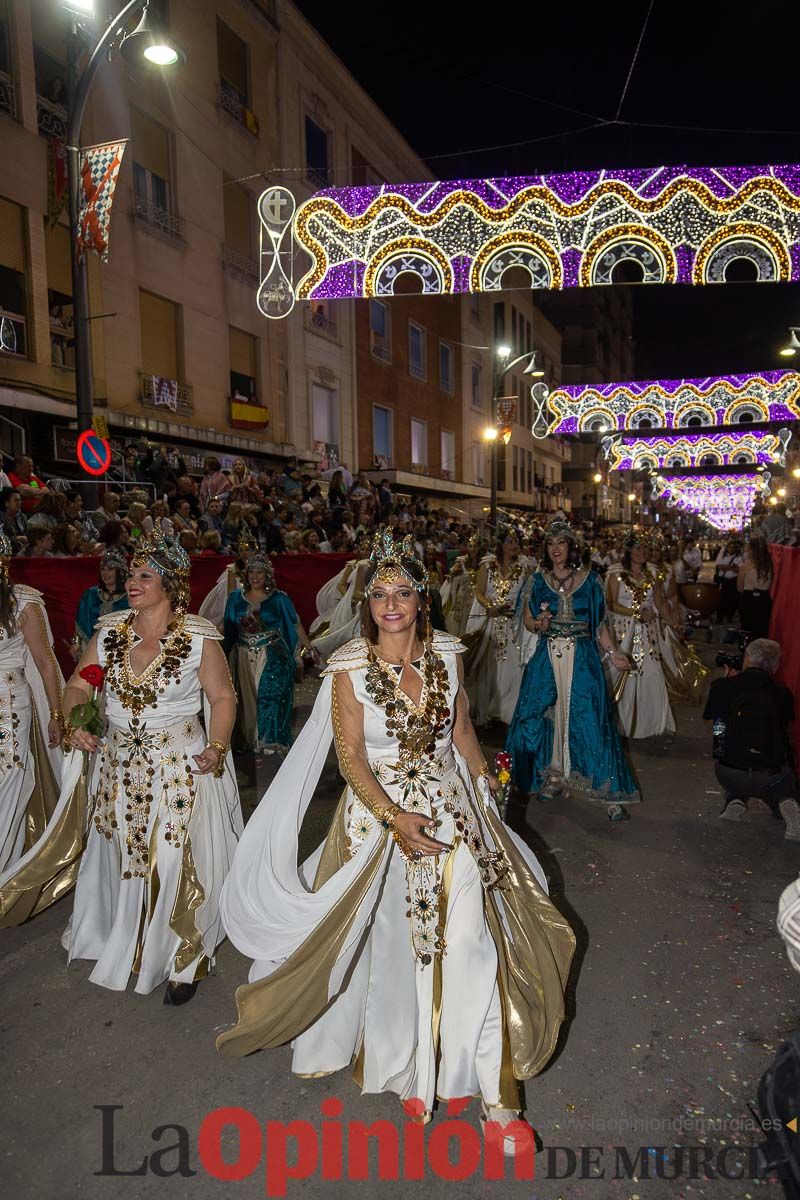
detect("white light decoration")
[605,428,791,471]
[256,186,296,319]
[652,473,768,531]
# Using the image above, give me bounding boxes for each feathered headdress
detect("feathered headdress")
[365,526,428,595]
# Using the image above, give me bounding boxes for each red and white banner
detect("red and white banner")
[76,139,127,262]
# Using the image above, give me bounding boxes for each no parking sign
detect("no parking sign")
[76,428,112,476]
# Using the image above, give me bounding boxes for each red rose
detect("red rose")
[495,751,512,770]
[80,665,106,690]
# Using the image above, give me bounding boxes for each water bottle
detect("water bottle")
[712,718,726,760]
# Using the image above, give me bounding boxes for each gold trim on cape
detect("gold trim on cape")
[24,712,60,851]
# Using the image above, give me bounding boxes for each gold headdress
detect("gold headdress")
[0,529,11,584]
[365,526,428,596]
[131,528,191,612]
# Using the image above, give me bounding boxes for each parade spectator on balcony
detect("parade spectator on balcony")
[1,488,27,550]
[199,456,232,512]
[91,489,121,532]
[8,455,50,515]
[279,456,303,499]
[300,529,322,553]
[174,472,199,512]
[22,528,53,556]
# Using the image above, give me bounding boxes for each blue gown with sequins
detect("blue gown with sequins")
[505,571,639,804]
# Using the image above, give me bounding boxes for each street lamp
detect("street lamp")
[779,328,800,358]
[483,426,499,529]
[64,0,185,435]
[487,344,544,526]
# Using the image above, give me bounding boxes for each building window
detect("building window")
[139,288,180,381]
[217,19,249,106]
[229,326,257,401]
[132,108,171,213]
[306,298,337,339]
[472,443,484,487]
[312,383,339,458]
[373,404,392,465]
[511,307,518,354]
[439,341,454,393]
[471,362,482,409]
[351,146,382,186]
[526,319,532,352]
[493,301,505,342]
[0,197,27,358]
[369,299,391,361]
[409,321,426,380]
[305,116,330,187]
[222,176,255,270]
[440,430,455,480]
[0,2,15,121]
[45,223,74,368]
[411,418,428,470]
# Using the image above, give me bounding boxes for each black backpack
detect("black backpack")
[754,1031,800,1197]
[724,682,787,771]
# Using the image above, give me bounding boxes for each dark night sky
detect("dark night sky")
[295,0,800,381]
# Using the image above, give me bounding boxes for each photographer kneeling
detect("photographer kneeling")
[703,638,800,841]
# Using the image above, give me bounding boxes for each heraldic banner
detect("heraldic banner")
[76,140,127,262]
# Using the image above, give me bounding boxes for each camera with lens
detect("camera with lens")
[715,628,751,673]
[715,650,743,671]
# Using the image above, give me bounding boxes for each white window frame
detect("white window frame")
[408,320,427,381]
[372,403,393,465]
[369,298,391,363]
[471,362,482,409]
[438,340,454,394]
[311,382,339,450]
[440,429,456,480]
[410,417,428,469]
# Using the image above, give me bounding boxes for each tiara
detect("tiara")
[131,528,190,578]
[101,549,129,573]
[365,526,428,595]
[544,519,577,542]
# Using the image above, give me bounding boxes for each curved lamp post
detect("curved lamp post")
[64,0,185,434]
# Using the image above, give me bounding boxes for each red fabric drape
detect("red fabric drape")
[9,553,353,677]
[768,545,800,762]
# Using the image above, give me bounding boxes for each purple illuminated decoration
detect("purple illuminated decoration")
[653,473,765,531]
[607,428,791,471]
[547,370,800,436]
[285,164,800,306]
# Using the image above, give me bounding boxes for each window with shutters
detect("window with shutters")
[33,45,67,138]
[369,299,390,362]
[0,197,27,358]
[408,321,426,381]
[45,223,74,368]
[373,405,392,465]
[440,430,455,480]
[131,109,182,238]
[312,384,338,457]
[222,177,256,276]
[139,289,179,380]
[229,327,257,401]
[351,146,382,187]
[217,18,258,133]
[305,116,330,187]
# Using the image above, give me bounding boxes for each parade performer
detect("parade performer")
[71,550,129,658]
[647,537,708,704]
[605,533,676,739]
[464,527,532,726]
[198,534,256,630]
[224,553,314,754]
[0,530,243,1004]
[0,532,64,872]
[217,528,575,1142]
[506,521,639,820]
[309,555,359,638]
[440,535,482,637]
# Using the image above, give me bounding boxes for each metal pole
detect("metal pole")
[65,0,146,434]
[490,438,498,528]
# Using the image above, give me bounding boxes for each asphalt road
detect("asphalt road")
[2,648,797,1200]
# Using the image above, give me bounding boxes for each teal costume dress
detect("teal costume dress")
[505,570,639,805]
[223,588,299,752]
[75,587,129,650]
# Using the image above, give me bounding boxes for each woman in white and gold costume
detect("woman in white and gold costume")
[0,531,243,1005]
[217,528,574,1144]
[310,551,370,663]
[464,527,533,726]
[198,534,256,630]
[440,535,483,637]
[606,532,676,739]
[0,531,64,873]
[647,536,707,704]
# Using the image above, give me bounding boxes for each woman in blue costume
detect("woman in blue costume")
[224,554,315,754]
[506,521,640,822]
[71,551,129,658]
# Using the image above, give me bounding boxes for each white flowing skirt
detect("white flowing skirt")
[63,713,242,993]
[610,616,675,739]
[0,673,34,873]
[464,612,527,726]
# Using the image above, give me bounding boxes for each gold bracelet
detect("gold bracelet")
[472,763,490,781]
[207,740,227,778]
[49,708,63,724]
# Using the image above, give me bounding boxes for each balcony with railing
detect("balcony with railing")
[0,69,15,120]
[139,372,193,415]
[222,243,259,281]
[37,95,67,140]
[217,83,259,136]
[305,305,338,341]
[133,190,185,242]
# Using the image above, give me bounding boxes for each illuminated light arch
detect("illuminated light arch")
[545,371,800,438]
[577,406,618,433]
[469,230,563,292]
[628,406,664,429]
[693,222,792,285]
[579,224,677,287]
[363,238,453,298]
[607,429,788,471]
[725,398,771,424]
[653,473,766,531]
[674,400,718,427]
